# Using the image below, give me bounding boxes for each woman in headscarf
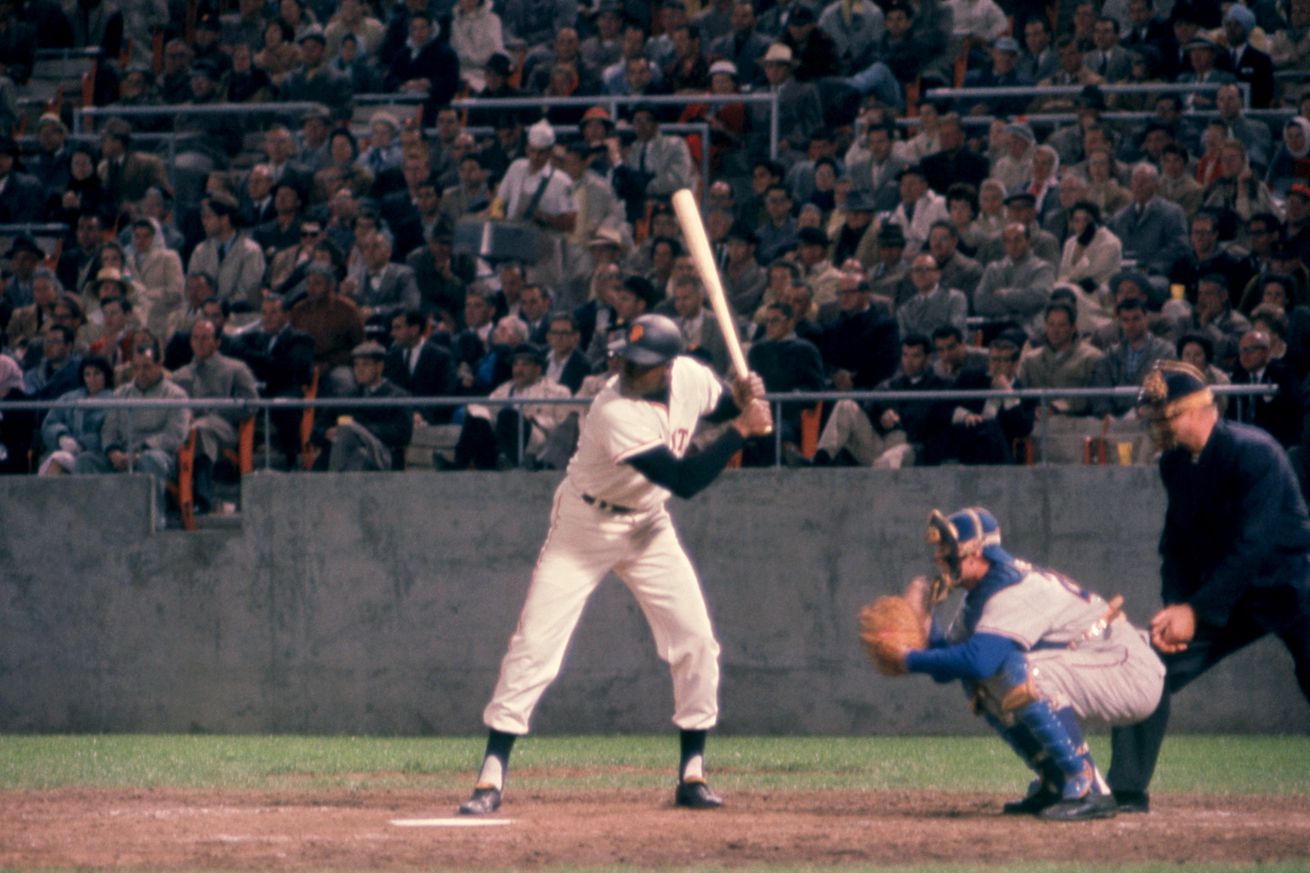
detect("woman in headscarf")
[1265,116,1310,197]
[124,217,185,338]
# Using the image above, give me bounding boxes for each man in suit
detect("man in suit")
[97,119,170,213]
[407,226,467,323]
[347,232,422,330]
[1088,16,1134,81]
[1227,328,1301,447]
[670,274,734,377]
[1222,3,1276,108]
[231,292,316,465]
[27,113,72,193]
[920,114,991,196]
[187,194,268,309]
[709,0,772,87]
[312,341,413,471]
[281,27,354,119]
[383,11,460,118]
[974,223,1057,340]
[517,284,554,345]
[542,312,591,394]
[0,136,44,224]
[240,164,278,229]
[261,125,314,196]
[820,274,899,393]
[1091,298,1177,417]
[1121,0,1174,54]
[1178,34,1238,111]
[1110,162,1190,281]
[750,43,822,160]
[385,308,456,423]
[846,123,906,216]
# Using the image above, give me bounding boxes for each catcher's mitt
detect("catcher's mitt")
[858,594,928,676]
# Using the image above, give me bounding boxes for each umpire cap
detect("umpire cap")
[1137,360,1213,421]
[609,314,683,367]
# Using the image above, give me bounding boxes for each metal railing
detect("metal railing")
[4,383,1274,474]
[72,102,331,135]
[925,81,1251,106]
[357,91,784,160]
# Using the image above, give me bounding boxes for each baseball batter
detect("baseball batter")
[886,507,1164,821]
[458,314,773,816]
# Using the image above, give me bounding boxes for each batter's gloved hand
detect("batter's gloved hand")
[859,595,929,676]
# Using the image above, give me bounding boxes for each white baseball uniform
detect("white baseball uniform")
[944,562,1165,726]
[482,356,726,735]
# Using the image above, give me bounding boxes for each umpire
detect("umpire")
[1110,361,1310,813]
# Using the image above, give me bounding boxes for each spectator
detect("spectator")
[1091,297,1176,416]
[1222,2,1276,108]
[750,43,822,160]
[887,164,948,259]
[27,113,71,193]
[325,0,385,61]
[618,103,695,202]
[290,262,366,395]
[670,274,736,377]
[0,136,43,223]
[991,123,1036,193]
[722,224,766,318]
[961,37,1033,117]
[1202,139,1277,238]
[342,231,421,331]
[5,269,61,353]
[1018,14,1058,81]
[898,253,967,339]
[1110,162,1190,279]
[1019,301,1104,416]
[1176,331,1230,414]
[493,120,575,289]
[1087,15,1132,81]
[709,1,772,87]
[384,308,456,423]
[542,312,591,394]
[938,330,1036,463]
[384,11,461,114]
[96,119,169,214]
[975,223,1057,339]
[312,341,412,470]
[73,334,190,530]
[37,354,114,476]
[1178,34,1236,112]
[747,300,826,465]
[847,121,906,214]
[920,114,990,195]
[23,324,82,402]
[811,333,952,467]
[170,318,260,514]
[927,220,984,298]
[1227,327,1302,447]
[1266,117,1310,198]
[1158,143,1204,220]
[443,341,571,470]
[231,293,316,465]
[187,194,268,310]
[1168,211,1258,305]
[281,26,353,119]
[868,222,910,300]
[1058,201,1122,290]
[755,184,799,265]
[450,0,505,91]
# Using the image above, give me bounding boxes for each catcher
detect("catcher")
[863,507,1165,821]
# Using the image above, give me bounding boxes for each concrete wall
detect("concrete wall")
[2,468,1306,735]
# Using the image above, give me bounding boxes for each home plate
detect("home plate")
[390,818,515,828]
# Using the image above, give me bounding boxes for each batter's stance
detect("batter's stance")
[458,314,773,815]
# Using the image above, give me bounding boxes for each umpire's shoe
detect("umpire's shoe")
[675,778,724,809]
[458,784,502,816]
[1039,790,1117,822]
[1112,790,1150,813]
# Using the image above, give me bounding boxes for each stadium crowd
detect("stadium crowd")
[1,0,1309,520]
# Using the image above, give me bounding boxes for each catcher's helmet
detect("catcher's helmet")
[927,507,1011,594]
[609,314,683,367]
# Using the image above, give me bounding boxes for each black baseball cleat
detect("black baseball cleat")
[1039,790,1118,822]
[675,778,723,809]
[1113,790,1150,813]
[1002,781,1062,815]
[458,785,502,816]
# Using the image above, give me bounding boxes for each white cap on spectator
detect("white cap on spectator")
[527,119,556,149]
[709,59,738,78]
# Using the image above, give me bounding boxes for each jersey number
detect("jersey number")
[670,428,690,453]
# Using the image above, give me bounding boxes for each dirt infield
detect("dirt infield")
[5,784,1310,870]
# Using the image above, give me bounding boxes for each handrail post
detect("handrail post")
[263,406,272,471]
[1038,396,1050,465]
[769,90,779,161]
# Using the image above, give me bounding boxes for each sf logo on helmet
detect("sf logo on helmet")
[629,324,645,343]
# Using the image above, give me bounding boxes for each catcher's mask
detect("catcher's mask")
[926,507,1009,594]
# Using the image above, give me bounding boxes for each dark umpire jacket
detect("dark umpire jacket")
[1159,419,1310,629]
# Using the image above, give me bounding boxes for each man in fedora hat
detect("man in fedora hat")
[750,43,822,160]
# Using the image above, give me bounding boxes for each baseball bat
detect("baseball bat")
[671,189,750,380]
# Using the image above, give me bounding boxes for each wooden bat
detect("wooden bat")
[671,189,750,380]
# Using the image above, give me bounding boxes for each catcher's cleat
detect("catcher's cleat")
[675,778,724,809]
[1112,790,1150,813]
[1001,780,1062,815]
[1039,790,1118,822]
[458,784,502,816]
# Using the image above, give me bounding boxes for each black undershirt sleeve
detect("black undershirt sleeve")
[626,427,746,499]
[700,389,743,424]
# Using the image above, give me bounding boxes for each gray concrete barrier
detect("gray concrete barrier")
[1,467,1306,734]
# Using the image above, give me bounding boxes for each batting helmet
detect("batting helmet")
[609,314,683,366]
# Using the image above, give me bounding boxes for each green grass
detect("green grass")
[0,734,1307,796]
